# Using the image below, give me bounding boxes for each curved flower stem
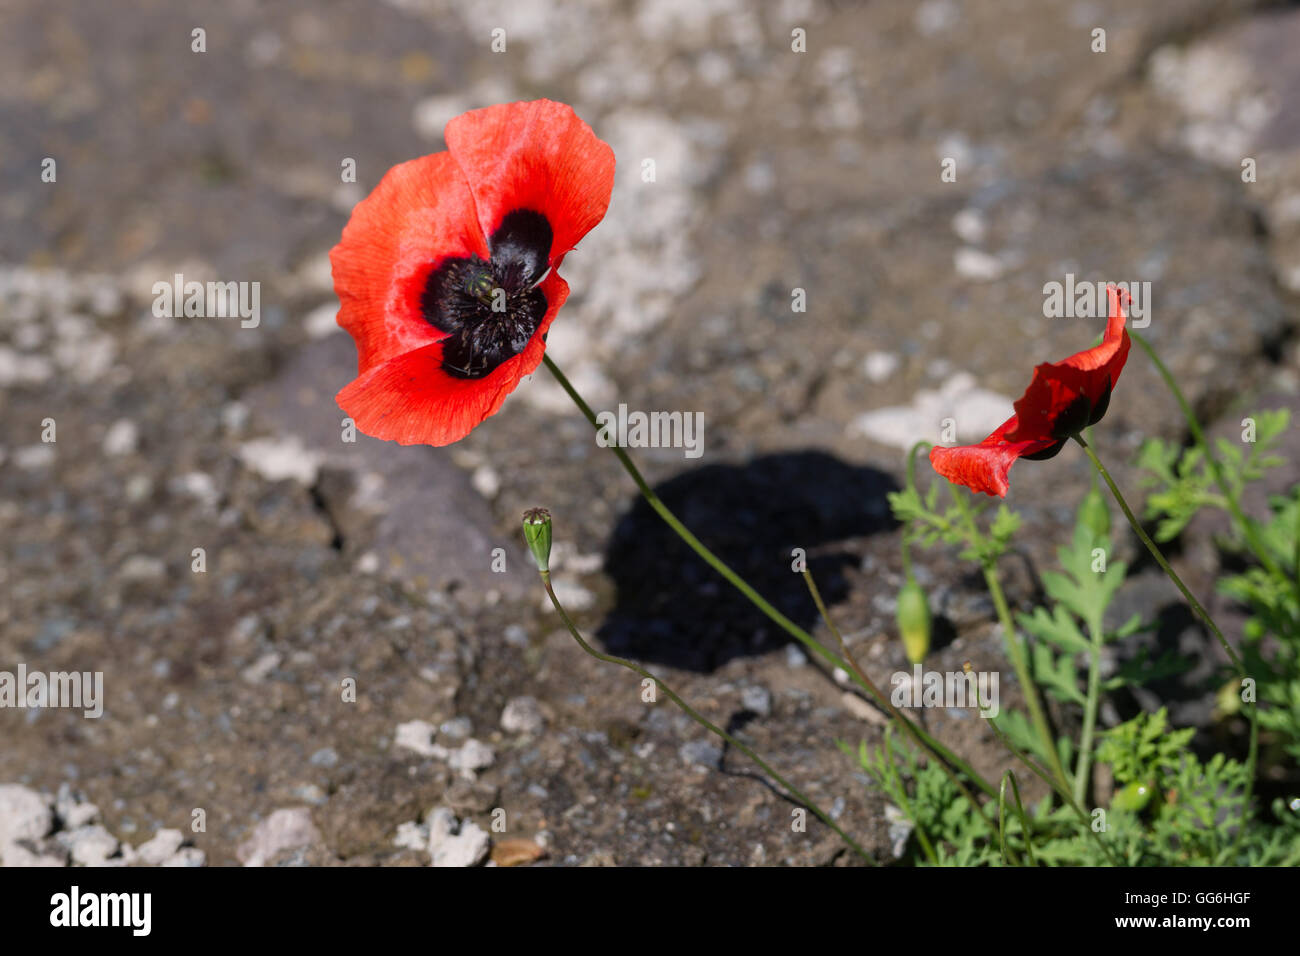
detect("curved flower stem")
[973,681,1122,865]
[543,354,1000,800]
[800,568,985,817]
[999,771,1036,866]
[948,489,1073,797]
[1073,619,1104,807]
[1074,436,1243,673]
[1130,334,1266,858]
[536,567,872,863]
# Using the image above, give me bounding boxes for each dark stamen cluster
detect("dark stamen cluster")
[421,209,553,380]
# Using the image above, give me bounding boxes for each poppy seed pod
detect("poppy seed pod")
[1112,780,1155,813]
[897,576,932,665]
[521,508,552,573]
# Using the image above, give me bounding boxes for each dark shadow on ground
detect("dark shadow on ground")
[598,450,898,671]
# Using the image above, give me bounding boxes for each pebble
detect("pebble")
[2,840,68,866]
[0,784,54,846]
[500,696,546,735]
[427,808,490,867]
[237,436,323,485]
[393,821,429,851]
[953,247,1006,281]
[679,740,723,768]
[448,739,496,775]
[160,847,206,867]
[862,351,900,384]
[102,419,139,457]
[119,555,166,583]
[303,302,340,339]
[55,784,100,829]
[236,807,320,866]
[394,720,444,758]
[134,828,184,865]
[56,825,119,865]
[439,716,472,740]
[14,445,55,470]
[741,685,772,717]
[309,747,339,768]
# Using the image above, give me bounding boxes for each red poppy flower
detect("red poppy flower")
[331,100,615,446]
[929,285,1132,497]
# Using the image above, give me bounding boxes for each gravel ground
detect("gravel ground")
[1,0,1297,866]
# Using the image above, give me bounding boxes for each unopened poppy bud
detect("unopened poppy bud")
[1112,780,1155,813]
[1078,484,1110,539]
[521,508,552,573]
[1213,679,1242,720]
[897,576,932,664]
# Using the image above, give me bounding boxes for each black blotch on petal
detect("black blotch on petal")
[1087,378,1114,426]
[489,209,553,286]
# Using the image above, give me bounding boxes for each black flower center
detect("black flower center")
[421,209,554,379]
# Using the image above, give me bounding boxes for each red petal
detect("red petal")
[1005,285,1131,442]
[929,415,1059,498]
[445,100,615,268]
[330,152,489,376]
[336,274,570,447]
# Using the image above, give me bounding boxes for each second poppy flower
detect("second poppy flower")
[930,285,1132,497]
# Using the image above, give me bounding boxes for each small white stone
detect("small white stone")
[171,471,219,509]
[236,807,319,867]
[500,696,546,735]
[102,419,139,456]
[394,720,443,758]
[2,840,67,866]
[119,555,166,582]
[304,302,340,339]
[448,739,495,774]
[14,445,55,470]
[862,351,900,384]
[470,464,500,499]
[56,825,119,865]
[240,652,281,685]
[741,686,772,717]
[135,828,185,865]
[0,346,53,386]
[0,785,54,846]
[951,208,987,243]
[238,436,323,485]
[160,847,206,867]
[954,247,1006,281]
[427,808,490,867]
[393,821,429,851]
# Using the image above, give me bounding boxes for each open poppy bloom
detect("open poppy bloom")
[331,100,615,446]
[930,285,1132,497]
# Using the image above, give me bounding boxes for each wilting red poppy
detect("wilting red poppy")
[930,286,1132,497]
[331,100,615,446]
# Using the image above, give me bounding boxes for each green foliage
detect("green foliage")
[1137,409,1289,543]
[854,710,1299,866]
[1219,489,1300,760]
[863,413,1300,866]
